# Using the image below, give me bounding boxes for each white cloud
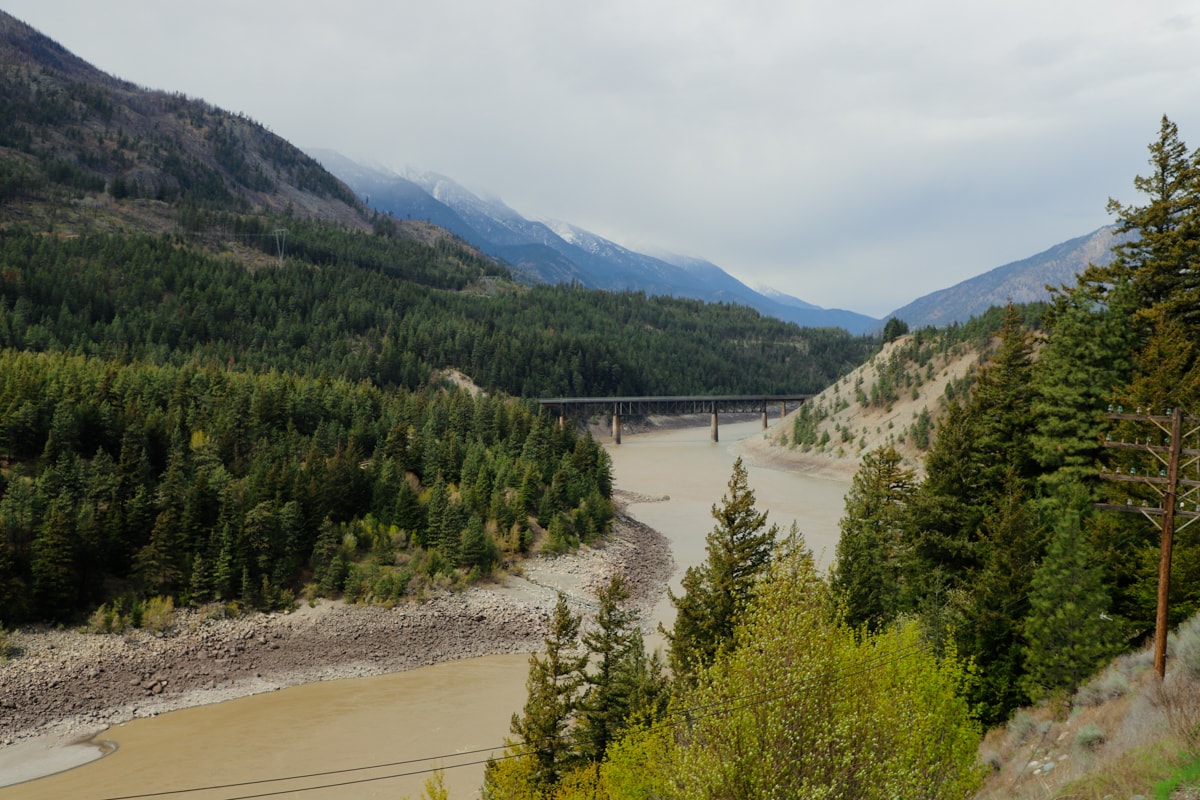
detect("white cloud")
[6,0,1200,316]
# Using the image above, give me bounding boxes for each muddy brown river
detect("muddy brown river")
[5,420,847,800]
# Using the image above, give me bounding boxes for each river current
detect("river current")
[6,419,847,800]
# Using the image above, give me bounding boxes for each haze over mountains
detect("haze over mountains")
[0,2,1121,339]
[312,151,1122,335]
[308,151,882,334]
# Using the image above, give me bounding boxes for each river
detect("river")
[3,419,848,800]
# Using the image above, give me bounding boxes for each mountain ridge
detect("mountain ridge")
[307,150,883,334]
[886,226,1123,328]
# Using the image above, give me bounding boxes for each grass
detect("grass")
[1153,751,1200,799]
[975,612,1200,799]
[1050,740,1188,800]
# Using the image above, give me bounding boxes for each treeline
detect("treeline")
[0,351,613,624]
[478,116,1200,800]
[0,225,873,397]
[832,115,1200,725]
[0,40,357,210]
[480,461,984,799]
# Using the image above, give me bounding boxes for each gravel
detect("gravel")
[0,497,673,751]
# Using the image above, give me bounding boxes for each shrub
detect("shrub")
[1076,723,1106,751]
[1007,709,1040,747]
[87,602,124,634]
[141,595,175,635]
[1075,665,1132,708]
[1172,611,1200,680]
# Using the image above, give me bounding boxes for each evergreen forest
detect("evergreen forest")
[0,202,874,627]
[827,116,1200,728]
[478,117,1200,799]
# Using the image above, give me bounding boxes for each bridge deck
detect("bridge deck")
[538,394,810,416]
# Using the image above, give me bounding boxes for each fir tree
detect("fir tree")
[970,303,1037,495]
[1093,115,1200,334]
[1031,280,1137,492]
[832,445,914,632]
[577,576,647,763]
[663,457,778,683]
[1022,481,1122,703]
[953,472,1044,725]
[504,593,586,792]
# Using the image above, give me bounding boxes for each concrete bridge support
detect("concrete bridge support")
[762,409,769,430]
[612,413,622,445]
[711,410,719,443]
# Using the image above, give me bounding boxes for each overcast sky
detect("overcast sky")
[6,2,1200,317]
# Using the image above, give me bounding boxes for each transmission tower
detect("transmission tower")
[273,228,288,266]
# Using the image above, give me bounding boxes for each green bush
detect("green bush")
[1172,611,1200,680]
[141,596,175,635]
[1075,723,1106,751]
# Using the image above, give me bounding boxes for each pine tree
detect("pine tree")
[504,593,586,792]
[664,457,778,683]
[578,576,641,763]
[832,445,914,632]
[1094,115,1200,333]
[1022,481,1122,703]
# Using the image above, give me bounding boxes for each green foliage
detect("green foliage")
[832,445,915,632]
[577,577,665,763]
[1089,115,1200,337]
[882,316,910,342]
[0,227,873,399]
[951,474,1044,724]
[1031,280,1137,490]
[497,594,587,794]
[0,352,613,622]
[1021,482,1123,704]
[606,545,984,799]
[141,595,176,635]
[663,457,778,683]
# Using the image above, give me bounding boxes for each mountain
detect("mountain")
[886,226,1122,328]
[0,12,370,235]
[308,151,881,335]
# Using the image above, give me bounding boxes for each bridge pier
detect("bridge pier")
[711,410,719,443]
[612,413,622,445]
[762,409,768,430]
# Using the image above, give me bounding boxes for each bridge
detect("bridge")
[537,395,811,444]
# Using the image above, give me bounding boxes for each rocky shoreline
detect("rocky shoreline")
[0,492,674,761]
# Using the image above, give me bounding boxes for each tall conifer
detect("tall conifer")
[1021,482,1122,703]
[832,445,914,632]
[663,457,777,683]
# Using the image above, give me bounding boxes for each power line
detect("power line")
[90,636,935,800]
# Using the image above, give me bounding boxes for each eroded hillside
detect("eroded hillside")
[743,329,989,480]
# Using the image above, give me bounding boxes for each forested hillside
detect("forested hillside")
[480,117,1200,800]
[0,352,619,625]
[0,12,876,628]
[831,115,1200,728]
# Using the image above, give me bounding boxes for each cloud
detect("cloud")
[6,0,1200,316]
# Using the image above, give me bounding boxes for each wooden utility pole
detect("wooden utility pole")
[1097,407,1200,678]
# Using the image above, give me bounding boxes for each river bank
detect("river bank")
[0,491,673,787]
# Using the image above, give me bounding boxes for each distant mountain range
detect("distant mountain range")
[884,226,1123,328]
[313,151,1127,336]
[0,2,1125,340]
[308,151,882,335]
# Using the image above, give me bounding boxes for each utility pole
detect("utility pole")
[1097,406,1200,679]
[272,228,288,266]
